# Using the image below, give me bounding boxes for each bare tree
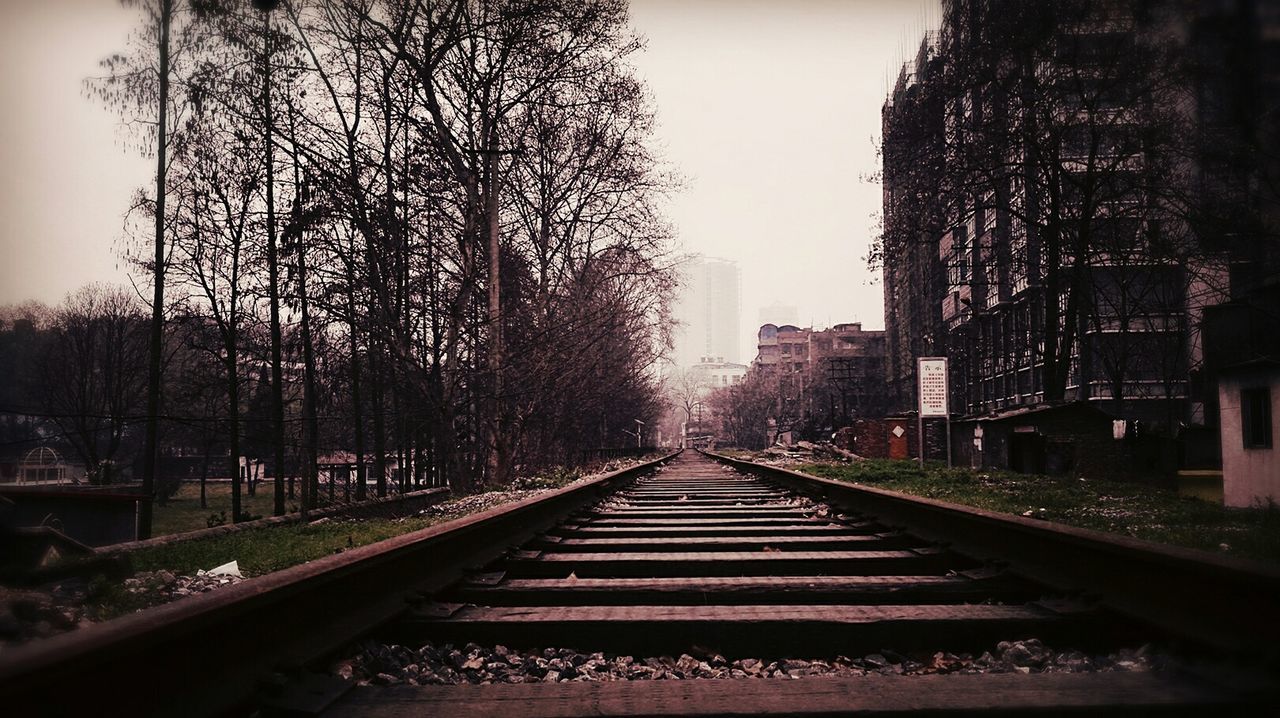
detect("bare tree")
[40,286,150,485]
[88,0,201,536]
[168,105,262,521]
[89,0,679,501]
[705,374,774,450]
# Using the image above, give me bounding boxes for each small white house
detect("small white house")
[1218,360,1280,508]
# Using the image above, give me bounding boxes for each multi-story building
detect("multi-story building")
[670,255,742,370]
[882,37,947,415]
[751,323,887,438]
[881,0,1280,477]
[689,356,748,391]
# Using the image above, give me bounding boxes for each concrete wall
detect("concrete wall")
[835,417,948,461]
[1219,368,1280,508]
[0,487,142,547]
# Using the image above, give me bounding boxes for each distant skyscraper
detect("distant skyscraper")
[758,302,799,328]
[671,255,741,368]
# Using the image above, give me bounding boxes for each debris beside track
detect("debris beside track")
[0,458,661,651]
[334,639,1168,686]
[412,490,547,521]
[0,569,245,648]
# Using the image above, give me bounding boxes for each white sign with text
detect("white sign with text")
[918,357,949,418]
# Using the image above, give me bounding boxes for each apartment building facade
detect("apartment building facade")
[881,0,1280,477]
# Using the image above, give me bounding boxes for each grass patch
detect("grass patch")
[132,456,659,576]
[151,480,451,537]
[129,516,443,576]
[511,465,584,490]
[21,457,668,631]
[795,459,1280,563]
[152,482,299,537]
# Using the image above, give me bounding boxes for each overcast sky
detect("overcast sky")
[0,0,937,358]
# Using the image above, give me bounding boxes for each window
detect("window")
[947,226,971,287]
[1242,387,1272,449]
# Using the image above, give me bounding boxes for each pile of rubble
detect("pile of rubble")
[0,562,245,649]
[335,639,1166,686]
[413,490,545,521]
[0,584,92,646]
[121,564,244,600]
[755,441,861,466]
[415,457,666,521]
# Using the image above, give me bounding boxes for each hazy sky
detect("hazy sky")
[628,0,937,359]
[0,0,937,359]
[0,0,149,307]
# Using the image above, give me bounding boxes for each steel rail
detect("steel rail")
[313,449,1274,716]
[701,450,1280,660]
[0,452,676,718]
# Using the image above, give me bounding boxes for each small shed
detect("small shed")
[1217,359,1280,508]
[952,402,1122,477]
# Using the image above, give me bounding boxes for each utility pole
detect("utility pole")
[255,0,286,518]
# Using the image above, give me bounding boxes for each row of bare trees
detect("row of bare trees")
[84,0,674,536]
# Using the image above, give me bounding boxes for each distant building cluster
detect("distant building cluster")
[880,0,1280,504]
[689,357,747,390]
[665,255,747,447]
[748,322,887,444]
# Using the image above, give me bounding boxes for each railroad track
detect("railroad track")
[327,451,1275,716]
[3,451,1277,716]
[396,452,1083,657]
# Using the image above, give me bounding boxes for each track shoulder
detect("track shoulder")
[322,672,1255,717]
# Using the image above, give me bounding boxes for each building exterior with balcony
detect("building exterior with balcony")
[882,36,947,416]
[881,0,1280,479]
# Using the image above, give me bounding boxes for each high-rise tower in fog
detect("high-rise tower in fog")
[671,255,741,369]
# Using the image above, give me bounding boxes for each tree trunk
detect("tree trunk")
[371,335,388,498]
[485,145,505,486]
[296,161,320,516]
[199,439,211,510]
[226,345,241,522]
[138,0,172,541]
[299,241,319,516]
[349,310,367,501]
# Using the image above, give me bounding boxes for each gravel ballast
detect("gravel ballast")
[334,639,1169,686]
[0,569,243,650]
